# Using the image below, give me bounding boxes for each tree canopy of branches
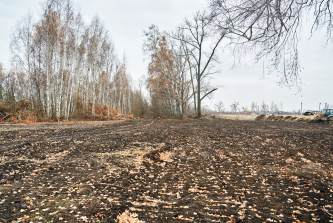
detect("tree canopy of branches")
[7,0,133,121]
[209,0,333,89]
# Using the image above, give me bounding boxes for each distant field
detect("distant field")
[216,114,257,121]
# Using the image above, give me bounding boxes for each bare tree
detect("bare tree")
[270,101,279,114]
[209,0,333,89]
[261,101,268,114]
[255,104,260,113]
[215,101,224,113]
[174,11,227,117]
[241,106,248,114]
[250,101,257,113]
[230,101,239,113]
[270,101,275,113]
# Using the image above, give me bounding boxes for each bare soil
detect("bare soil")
[0,119,333,222]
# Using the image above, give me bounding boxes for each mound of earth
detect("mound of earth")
[254,114,266,121]
[255,115,331,124]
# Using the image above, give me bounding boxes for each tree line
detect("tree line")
[1,0,332,121]
[1,0,135,121]
[214,101,283,114]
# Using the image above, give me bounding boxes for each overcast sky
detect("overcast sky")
[0,0,332,112]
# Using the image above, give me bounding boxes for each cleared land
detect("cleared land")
[217,114,318,122]
[0,119,333,222]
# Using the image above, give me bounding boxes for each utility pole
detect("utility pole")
[301,102,302,115]
[319,103,321,111]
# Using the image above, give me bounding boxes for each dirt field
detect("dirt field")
[1,119,333,222]
[217,114,318,122]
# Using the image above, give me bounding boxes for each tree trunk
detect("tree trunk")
[197,78,201,118]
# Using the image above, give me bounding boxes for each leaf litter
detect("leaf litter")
[0,119,333,222]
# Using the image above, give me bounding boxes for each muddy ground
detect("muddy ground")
[0,119,333,222]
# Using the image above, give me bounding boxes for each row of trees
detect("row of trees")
[214,101,283,114]
[1,0,134,121]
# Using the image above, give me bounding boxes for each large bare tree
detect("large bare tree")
[174,11,227,117]
[209,0,333,88]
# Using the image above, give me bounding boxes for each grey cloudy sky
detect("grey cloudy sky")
[0,0,332,112]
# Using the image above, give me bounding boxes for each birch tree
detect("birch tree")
[0,64,5,102]
[9,0,132,121]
